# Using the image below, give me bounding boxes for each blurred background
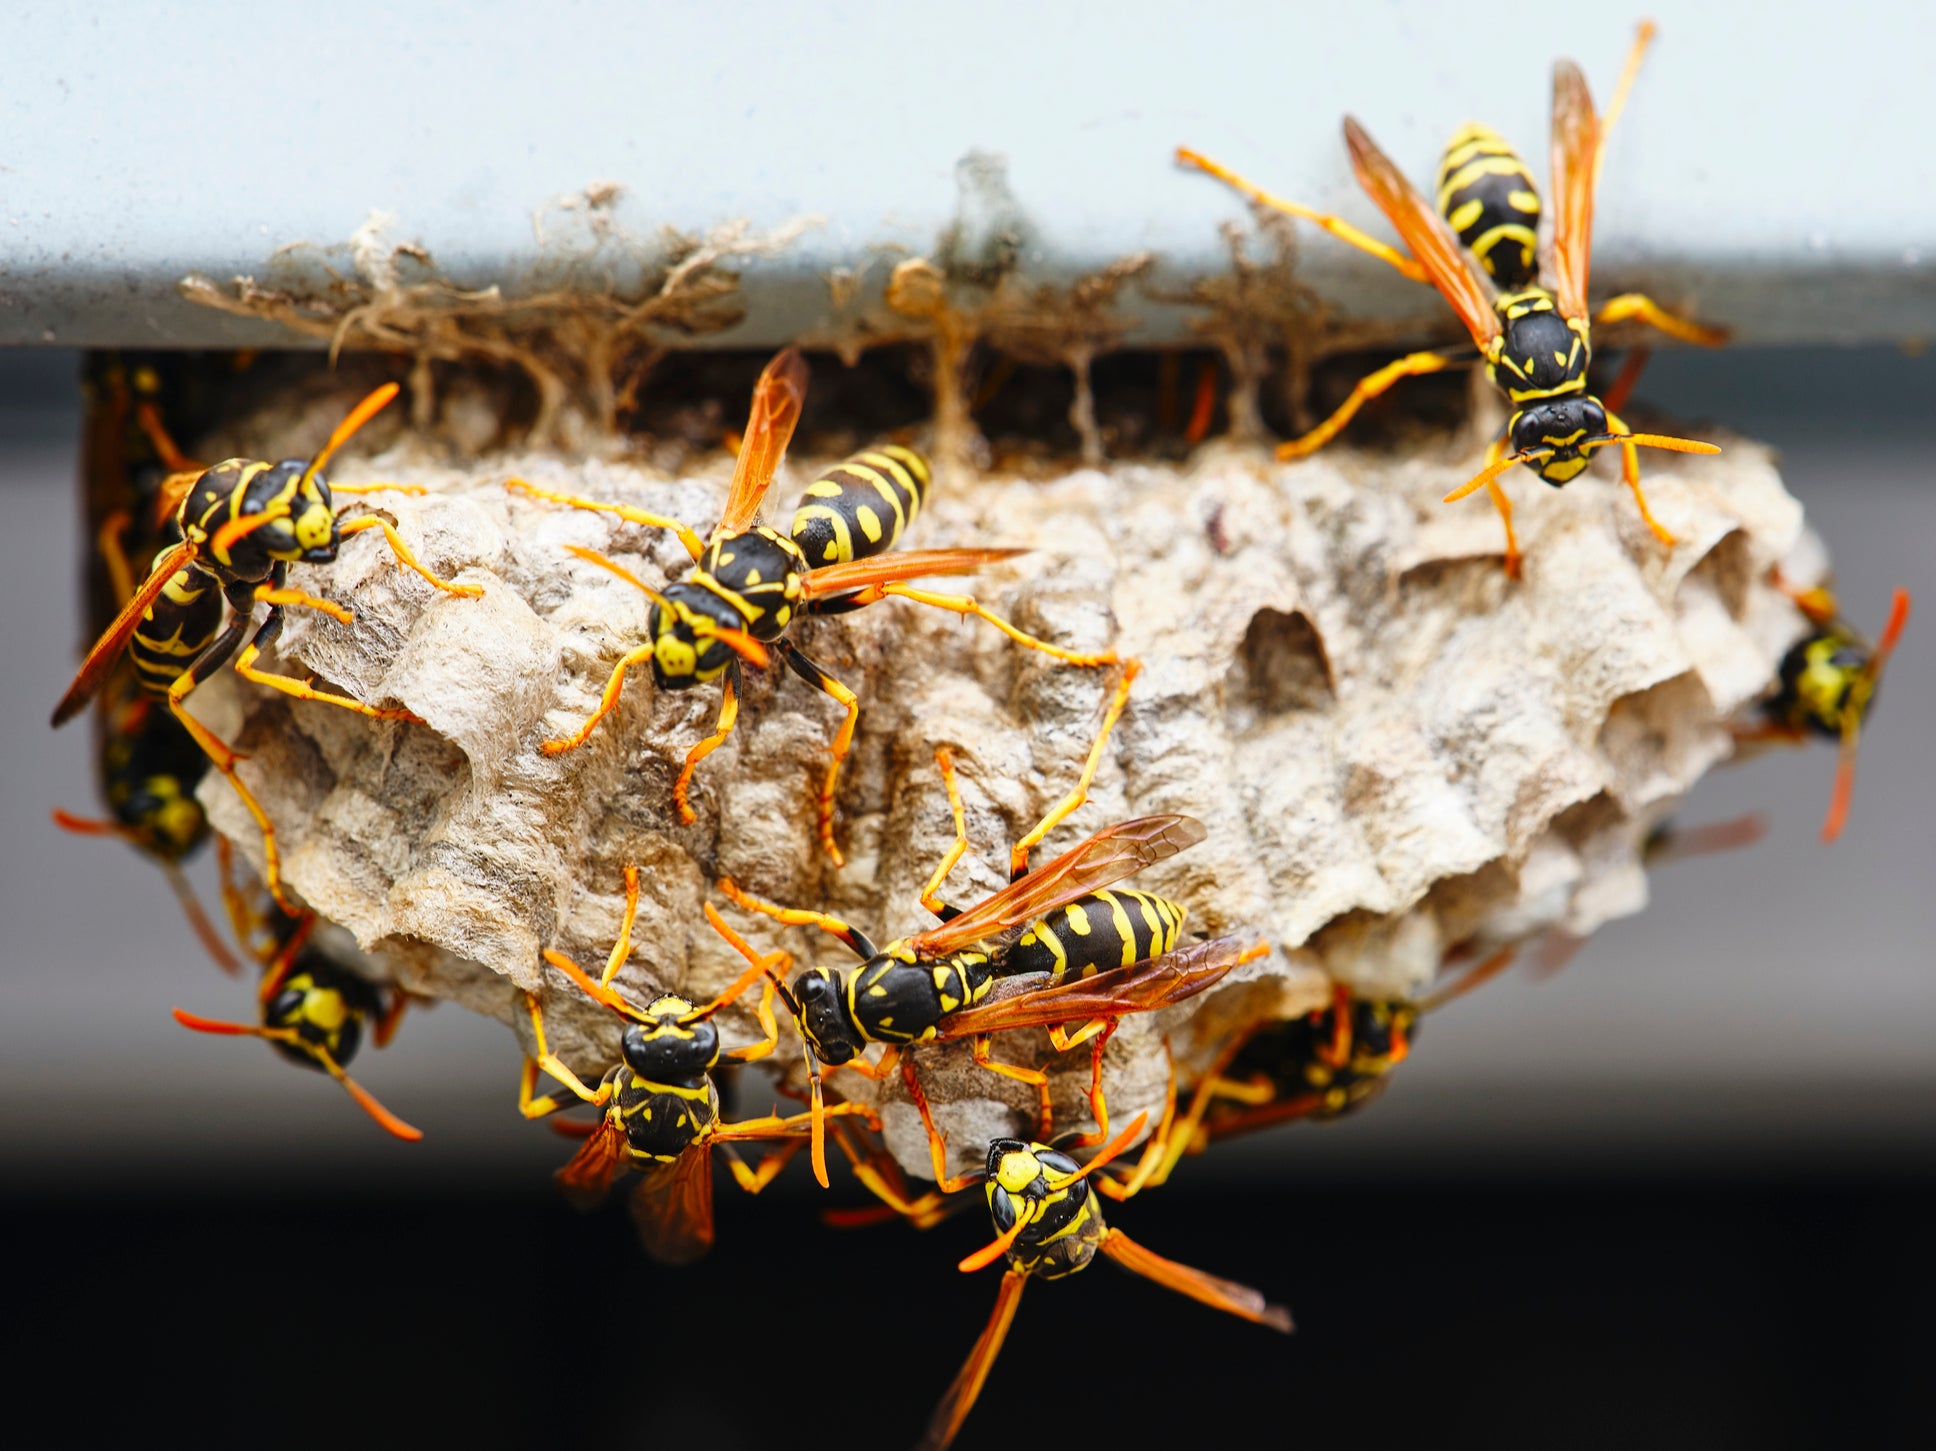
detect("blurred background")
[4,0,1933,1445]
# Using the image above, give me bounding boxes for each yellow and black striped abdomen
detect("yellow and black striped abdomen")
[1435,123,1542,289]
[1001,890,1185,984]
[789,445,930,567]
[129,565,223,696]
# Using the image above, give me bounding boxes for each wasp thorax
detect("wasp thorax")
[700,528,806,637]
[792,970,862,1064]
[620,1014,719,1084]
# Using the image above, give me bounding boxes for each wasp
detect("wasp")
[507,347,1118,864]
[1744,581,1911,842]
[53,359,246,967]
[1121,944,1524,1190]
[1178,22,1724,578]
[172,900,422,1140]
[517,868,874,1263]
[722,805,1253,1190]
[920,1122,1291,1451]
[51,382,483,911]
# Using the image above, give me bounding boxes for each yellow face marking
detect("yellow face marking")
[654,634,698,678]
[996,1149,1040,1194]
[1543,457,1590,483]
[300,987,351,1032]
[292,500,333,552]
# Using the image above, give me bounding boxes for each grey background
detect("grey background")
[2,1,1932,347]
[2,344,1930,1191]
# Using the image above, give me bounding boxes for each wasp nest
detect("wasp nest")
[187,371,1807,1179]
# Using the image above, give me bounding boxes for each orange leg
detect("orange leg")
[1276,350,1457,462]
[333,515,482,597]
[673,666,742,827]
[1605,408,1678,550]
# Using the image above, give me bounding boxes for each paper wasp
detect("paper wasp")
[172,899,422,1140]
[517,868,874,1263]
[53,358,238,967]
[721,809,1251,1191]
[506,347,1117,864]
[1125,945,1524,1188]
[51,381,481,911]
[920,1123,1291,1451]
[1179,22,1724,577]
[1747,581,1911,842]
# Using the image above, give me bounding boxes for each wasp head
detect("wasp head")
[620,997,720,1084]
[789,968,863,1065]
[264,962,373,1071]
[1509,397,1611,486]
[647,582,749,690]
[1776,629,1875,740]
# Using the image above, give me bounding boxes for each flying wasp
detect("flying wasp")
[1744,580,1911,842]
[1178,22,1724,578]
[172,900,422,1141]
[506,347,1117,865]
[919,1123,1291,1451]
[50,382,482,910]
[517,867,875,1263]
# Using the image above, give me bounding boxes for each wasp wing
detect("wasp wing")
[51,539,199,726]
[626,1145,716,1266]
[553,1116,629,1210]
[907,816,1206,958]
[936,935,1246,1040]
[716,349,810,535]
[1099,1229,1293,1331]
[798,547,1029,600]
[1547,59,1601,323]
[917,1270,1028,1451]
[1343,116,1501,351]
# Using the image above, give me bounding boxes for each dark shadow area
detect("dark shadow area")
[9,1172,1930,1449]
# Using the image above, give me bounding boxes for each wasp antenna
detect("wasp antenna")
[957,1215,1029,1274]
[1444,447,1538,504]
[300,382,401,491]
[1594,431,1721,457]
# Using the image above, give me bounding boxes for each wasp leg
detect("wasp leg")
[870,584,1119,672]
[825,1118,955,1227]
[1184,358,1220,446]
[539,639,661,756]
[517,993,609,1115]
[250,581,352,625]
[716,1137,808,1194]
[899,1056,993,1195]
[969,1035,1055,1140]
[1175,147,1429,283]
[594,865,643,988]
[1278,350,1458,462]
[715,875,881,960]
[332,515,481,597]
[1010,660,1139,880]
[766,641,861,865]
[1096,1039,1180,1201]
[1473,436,1523,581]
[98,509,139,606]
[673,661,743,827]
[1593,293,1729,349]
[919,746,971,917]
[1604,408,1678,549]
[1600,346,1652,416]
[503,478,706,563]
[233,608,425,724]
[164,613,295,912]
